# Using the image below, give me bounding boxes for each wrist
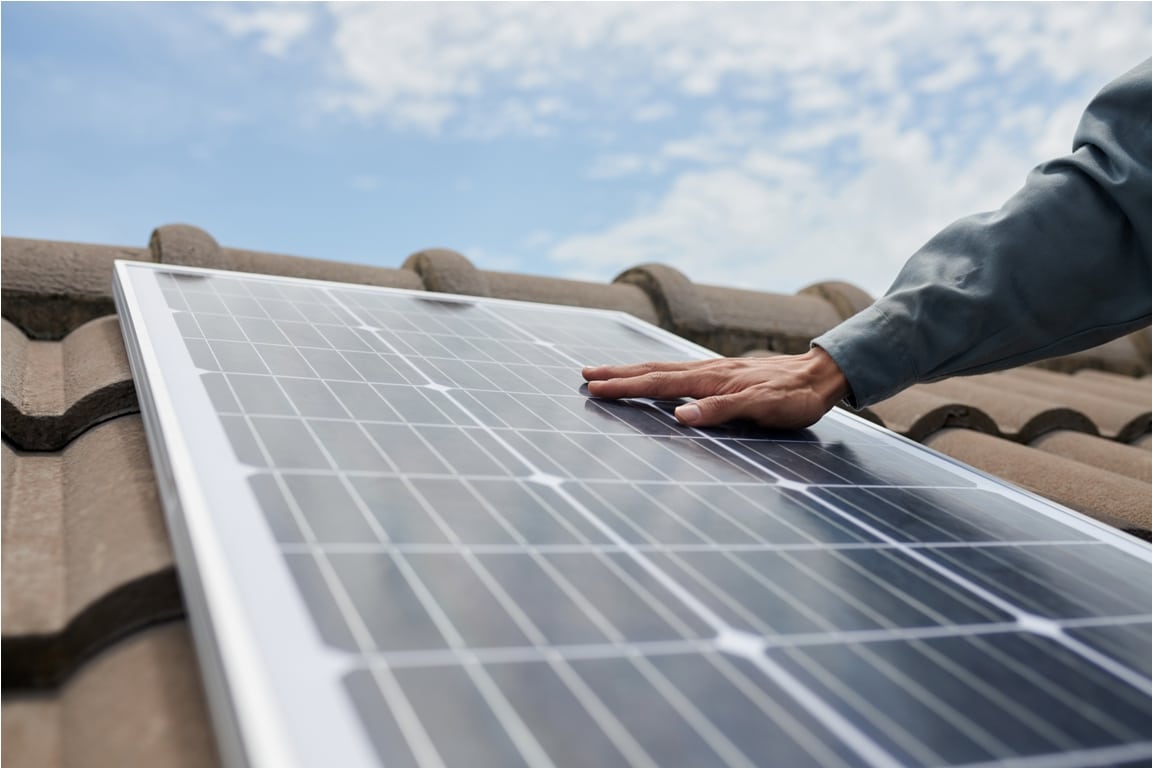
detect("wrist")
[804,346,850,407]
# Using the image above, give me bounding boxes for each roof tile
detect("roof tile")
[1,237,150,340]
[861,385,997,441]
[915,377,1097,442]
[1030,332,1150,376]
[403,247,493,296]
[151,224,424,291]
[923,429,1152,536]
[403,248,661,323]
[2,317,137,451]
[485,271,661,324]
[1029,429,1152,484]
[2,622,217,768]
[982,369,1152,441]
[1017,367,1152,406]
[796,280,873,320]
[614,263,843,355]
[2,415,178,688]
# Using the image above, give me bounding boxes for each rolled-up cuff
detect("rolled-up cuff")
[811,303,919,408]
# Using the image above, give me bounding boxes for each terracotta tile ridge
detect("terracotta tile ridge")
[1074,368,1152,392]
[612,263,847,356]
[2,570,182,690]
[923,428,1152,537]
[1031,335,1149,377]
[973,371,1152,442]
[1029,430,1152,484]
[1014,367,1152,406]
[2,416,177,688]
[1129,326,1152,366]
[1,237,151,340]
[402,247,491,296]
[479,270,661,325]
[150,223,423,291]
[796,280,874,321]
[2,621,218,767]
[1064,368,1152,405]
[2,317,137,452]
[613,262,713,335]
[919,378,1098,443]
[864,385,998,441]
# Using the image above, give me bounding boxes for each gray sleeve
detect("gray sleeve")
[813,57,1152,408]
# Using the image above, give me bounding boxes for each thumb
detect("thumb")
[674,393,747,427]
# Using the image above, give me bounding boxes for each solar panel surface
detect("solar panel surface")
[114,261,1152,768]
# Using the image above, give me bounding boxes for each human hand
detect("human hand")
[581,347,849,430]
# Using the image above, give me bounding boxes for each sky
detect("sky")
[3,2,1150,296]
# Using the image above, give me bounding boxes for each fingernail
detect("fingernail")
[676,403,701,424]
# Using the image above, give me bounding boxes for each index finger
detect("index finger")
[581,359,712,381]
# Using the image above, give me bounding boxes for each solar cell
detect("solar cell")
[114,261,1152,768]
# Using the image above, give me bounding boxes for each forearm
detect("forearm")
[816,57,1152,407]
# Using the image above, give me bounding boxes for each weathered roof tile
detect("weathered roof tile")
[861,386,997,441]
[1031,332,1150,376]
[1029,429,1152,484]
[2,622,217,768]
[2,317,137,451]
[403,248,661,323]
[983,369,1152,441]
[151,224,424,291]
[924,429,1152,536]
[916,377,1097,442]
[796,280,873,320]
[1,237,150,340]
[614,263,844,355]
[2,416,177,688]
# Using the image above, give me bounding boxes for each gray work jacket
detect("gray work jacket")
[814,57,1152,408]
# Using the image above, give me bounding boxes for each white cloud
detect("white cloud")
[218,2,1152,294]
[548,117,1059,296]
[214,4,314,58]
[226,3,1150,139]
[528,4,1151,293]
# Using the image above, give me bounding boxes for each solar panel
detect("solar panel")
[113,261,1152,768]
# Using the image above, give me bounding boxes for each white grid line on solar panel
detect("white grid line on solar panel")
[770,632,1152,765]
[338,640,1152,768]
[776,471,1152,672]
[1066,622,1152,680]
[276,540,1104,555]
[321,612,1152,669]
[959,742,1152,768]
[918,544,1152,618]
[153,269,1152,768]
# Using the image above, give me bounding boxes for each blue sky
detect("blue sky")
[3,2,1150,295]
